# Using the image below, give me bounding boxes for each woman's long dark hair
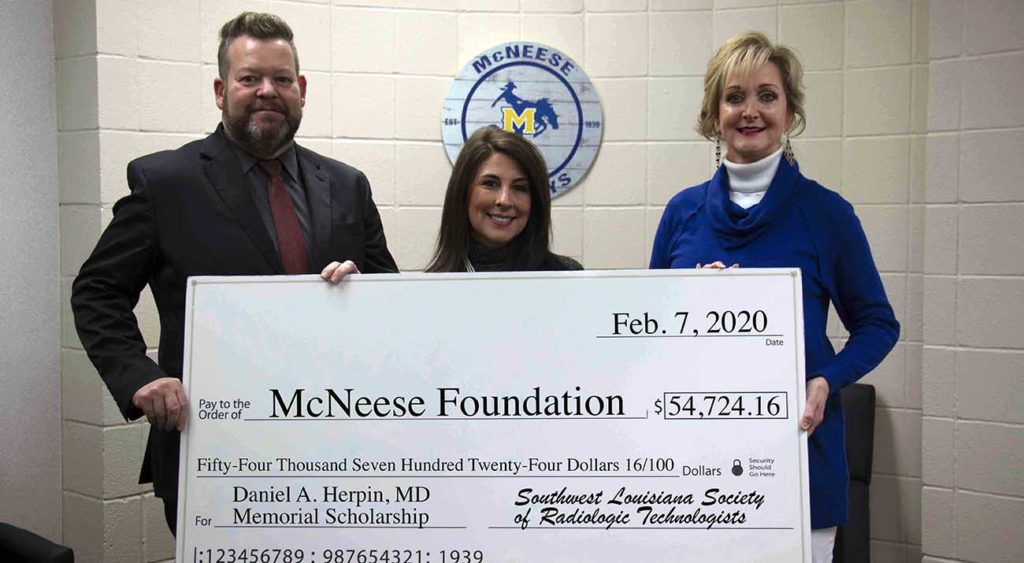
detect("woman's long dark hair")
[426,127,553,272]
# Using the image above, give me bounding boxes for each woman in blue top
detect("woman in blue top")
[650,32,899,561]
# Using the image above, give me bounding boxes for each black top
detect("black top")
[466,238,583,272]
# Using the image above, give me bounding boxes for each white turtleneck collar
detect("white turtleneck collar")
[723,147,784,209]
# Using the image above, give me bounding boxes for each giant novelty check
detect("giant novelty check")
[177,270,811,563]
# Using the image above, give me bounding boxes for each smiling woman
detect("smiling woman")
[467,152,532,248]
[649,32,899,563]
[716,62,790,164]
[427,127,582,272]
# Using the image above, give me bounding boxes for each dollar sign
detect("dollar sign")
[654,398,663,415]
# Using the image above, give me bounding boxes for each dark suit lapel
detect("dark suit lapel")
[297,145,332,270]
[199,128,283,273]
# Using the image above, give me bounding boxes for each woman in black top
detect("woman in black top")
[426,127,581,272]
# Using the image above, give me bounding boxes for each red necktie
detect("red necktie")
[259,160,309,275]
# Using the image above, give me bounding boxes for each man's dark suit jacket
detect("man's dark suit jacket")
[71,126,398,499]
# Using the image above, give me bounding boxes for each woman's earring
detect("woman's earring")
[714,137,721,168]
[784,134,796,166]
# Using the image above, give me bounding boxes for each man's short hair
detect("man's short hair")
[217,12,300,79]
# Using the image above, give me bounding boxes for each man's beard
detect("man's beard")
[222,101,301,158]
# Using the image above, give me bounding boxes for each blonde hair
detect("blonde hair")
[696,32,805,140]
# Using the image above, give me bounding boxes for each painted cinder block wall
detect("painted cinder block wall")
[50,1,1023,562]
[919,1,1024,563]
[0,0,62,544]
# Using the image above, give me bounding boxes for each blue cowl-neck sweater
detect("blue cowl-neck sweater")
[650,158,900,529]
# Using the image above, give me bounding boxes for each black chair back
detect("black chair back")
[833,382,876,563]
[0,522,74,563]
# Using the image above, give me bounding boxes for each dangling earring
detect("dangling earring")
[714,137,721,168]
[784,134,796,166]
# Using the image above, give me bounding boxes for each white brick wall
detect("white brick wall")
[921,2,1024,563]
[1,0,62,543]
[51,1,1024,561]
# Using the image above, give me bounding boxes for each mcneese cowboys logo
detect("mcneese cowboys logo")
[492,81,559,137]
[441,42,603,198]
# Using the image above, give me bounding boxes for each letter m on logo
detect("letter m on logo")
[502,107,536,135]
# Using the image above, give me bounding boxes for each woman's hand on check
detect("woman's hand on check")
[800,376,830,435]
[696,261,739,269]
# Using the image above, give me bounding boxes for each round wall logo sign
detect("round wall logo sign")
[441,42,603,198]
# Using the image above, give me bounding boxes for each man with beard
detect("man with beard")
[70,12,397,534]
